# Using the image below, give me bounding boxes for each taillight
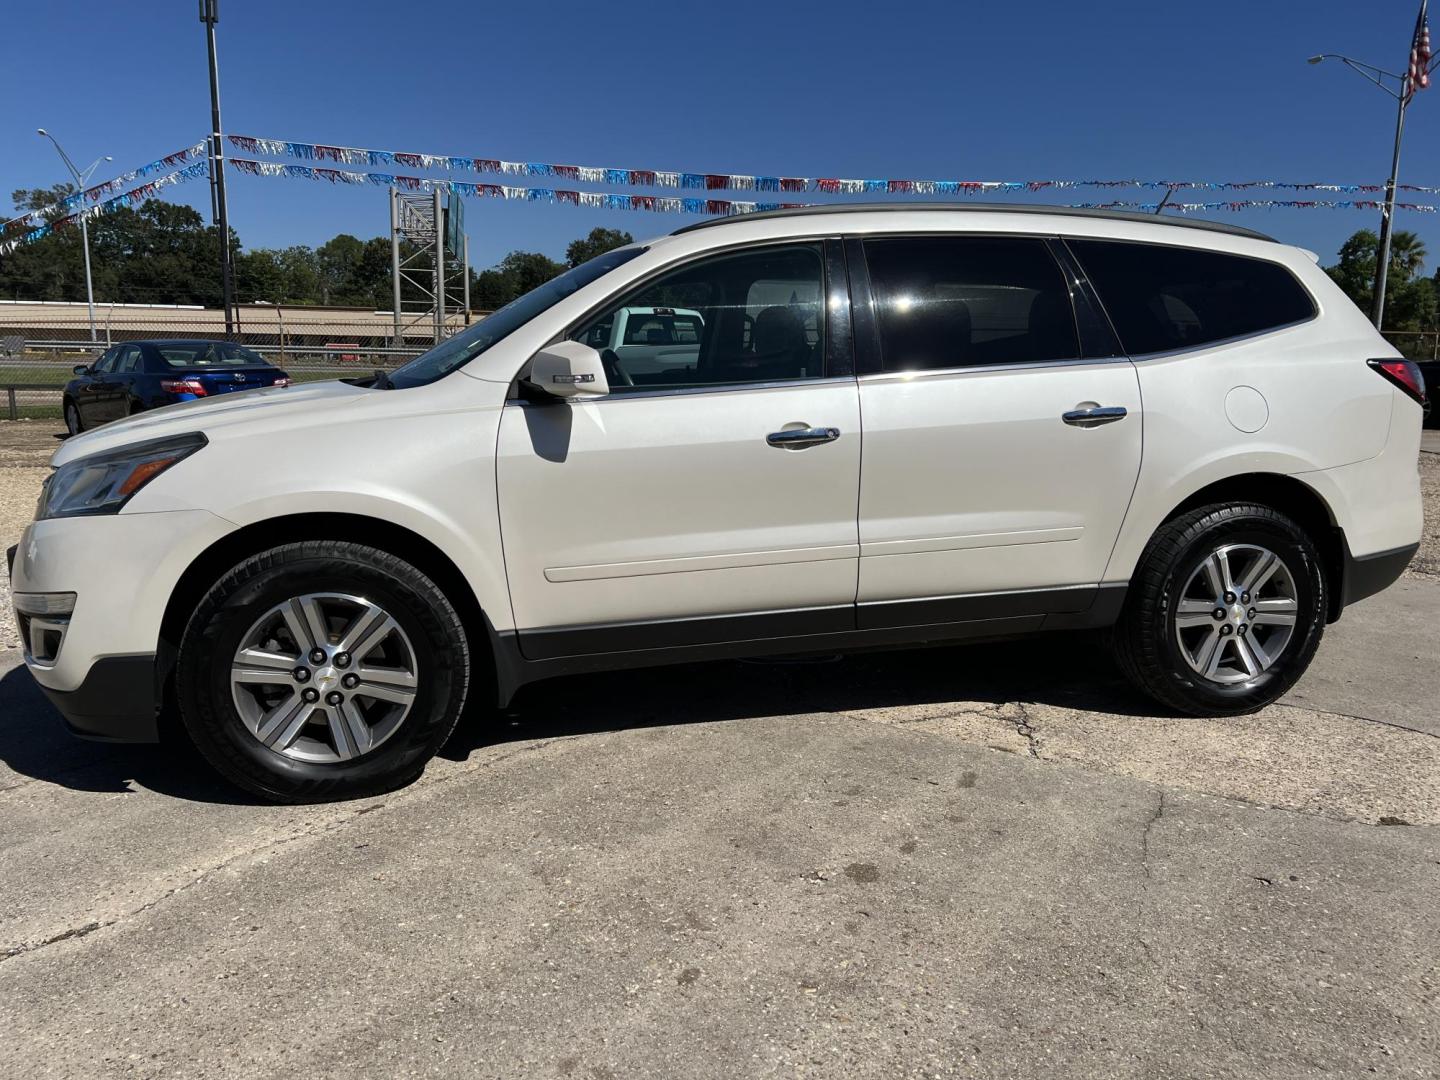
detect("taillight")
[160,378,207,397]
[1368,358,1428,408]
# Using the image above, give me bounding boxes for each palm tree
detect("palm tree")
[1387,230,1427,284]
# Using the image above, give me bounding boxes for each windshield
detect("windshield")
[157,343,267,368]
[386,245,647,389]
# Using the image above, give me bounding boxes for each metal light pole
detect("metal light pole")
[200,0,236,338]
[1309,52,1431,328]
[36,130,111,343]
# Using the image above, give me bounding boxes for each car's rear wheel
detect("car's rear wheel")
[1112,503,1326,716]
[177,540,471,802]
[64,399,83,435]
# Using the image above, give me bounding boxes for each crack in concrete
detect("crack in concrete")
[1140,791,1166,882]
[1276,700,1440,741]
[1010,703,1041,759]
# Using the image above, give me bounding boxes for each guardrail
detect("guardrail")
[2,384,61,421]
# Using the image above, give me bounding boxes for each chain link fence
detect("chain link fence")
[0,302,485,420]
[1381,330,1440,361]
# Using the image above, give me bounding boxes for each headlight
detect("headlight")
[36,433,207,520]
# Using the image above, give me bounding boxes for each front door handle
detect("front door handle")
[1062,406,1128,428]
[766,425,841,448]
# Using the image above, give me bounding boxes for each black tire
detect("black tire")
[64,399,83,435]
[176,540,471,802]
[1112,503,1326,716]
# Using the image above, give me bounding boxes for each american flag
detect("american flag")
[1409,0,1432,96]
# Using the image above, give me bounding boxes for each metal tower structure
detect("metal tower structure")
[389,188,470,347]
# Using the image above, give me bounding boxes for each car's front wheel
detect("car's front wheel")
[64,399,83,435]
[177,540,471,802]
[1113,503,1326,716]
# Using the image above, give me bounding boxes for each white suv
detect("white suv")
[8,205,1426,802]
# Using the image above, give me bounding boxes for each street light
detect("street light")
[37,129,111,343]
[1308,51,1431,328]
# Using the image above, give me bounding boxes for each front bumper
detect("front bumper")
[35,653,160,742]
[10,542,157,740]
[9,508,234,742]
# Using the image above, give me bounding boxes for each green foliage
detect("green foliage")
[566,227,633,268]
[1,185,613,313]
[1323,228,1435,332]
[1,198,227,306]
[10,184,77,215]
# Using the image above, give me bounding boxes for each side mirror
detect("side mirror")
[523,340,610,400]
[73,364,90,376]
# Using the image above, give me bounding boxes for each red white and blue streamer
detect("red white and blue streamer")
[2,141,209,235]
[225,158,1439,218]
[0,161,211,255]
[228,134,1440,197]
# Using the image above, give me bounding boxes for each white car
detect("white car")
[8,205,1426,802]
[581,305,707,384]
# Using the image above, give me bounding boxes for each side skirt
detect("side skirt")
[489,583,1128,706]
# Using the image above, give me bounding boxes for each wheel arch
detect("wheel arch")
[156,512,502,716]
[1123,472,1346,623]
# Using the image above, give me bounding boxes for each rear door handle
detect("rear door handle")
[767,426,841,448]
[1062,406,1128,428]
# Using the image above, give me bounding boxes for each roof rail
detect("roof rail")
[670,202,1277,242]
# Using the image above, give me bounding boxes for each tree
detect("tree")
[566,227,633,268]
[315,234,365,305]
[1388,275,1437,333]
[1324,228,1430,321]
[0,203,594,312]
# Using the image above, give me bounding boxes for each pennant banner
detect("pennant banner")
[0,161,212,256]
[228,158,809,215]
[229,134,1440,197]
[225,157,1439,218]
[2,140,210,235]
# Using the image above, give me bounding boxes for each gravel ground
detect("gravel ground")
[1412,434,1440,578]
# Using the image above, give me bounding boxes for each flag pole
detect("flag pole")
[1373,0,1430,330]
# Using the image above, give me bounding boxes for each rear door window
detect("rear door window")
[862,237,1080,371]
[1066,239,1317,355]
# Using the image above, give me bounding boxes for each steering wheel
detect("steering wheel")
[599,348,634,388]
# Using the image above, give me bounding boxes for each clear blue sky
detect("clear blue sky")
[3,0,1438,273]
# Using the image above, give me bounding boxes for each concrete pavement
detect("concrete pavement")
[2,576,1438,1078]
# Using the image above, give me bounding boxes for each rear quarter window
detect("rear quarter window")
[1067,239,1316,356]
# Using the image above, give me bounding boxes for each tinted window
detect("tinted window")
[154,342,267,368]
[863,237,1079,371]
[93,349,118,374]
[1067,239,1316,356]
[117,346,141,373]
[570,245,825,391]
[621,312,703,346]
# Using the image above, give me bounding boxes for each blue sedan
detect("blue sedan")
[63,339,291,434]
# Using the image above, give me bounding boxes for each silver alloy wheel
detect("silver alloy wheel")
[1173,543,1299,685]
[229,592,418,763]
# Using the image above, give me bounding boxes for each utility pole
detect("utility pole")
[200,0,235,338]
[1373,78,1411,329]
[1309,3,1434,328]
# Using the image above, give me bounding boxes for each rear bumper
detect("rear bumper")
[1341,541,1418,609]
[36,653,160,742]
